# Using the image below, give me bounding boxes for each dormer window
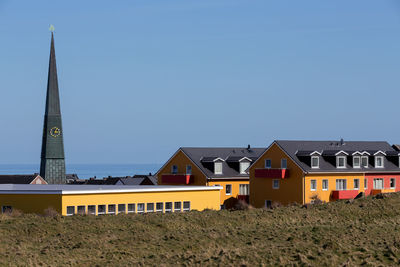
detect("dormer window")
[375,156,384,168]
[240,161,250,174]
[361,156,369,168]
[311,156,319,168]
[353,156,361,168]
[214,162,223,174]
[336,156,346,168]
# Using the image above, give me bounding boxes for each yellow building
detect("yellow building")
[0,184,222,216]
[249,140,400,207]
[156,147,265,208]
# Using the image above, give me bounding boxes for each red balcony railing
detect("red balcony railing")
[237,195,249,203]
[254,168,289,179]
[161,174,193,185]
[331,190,359,200]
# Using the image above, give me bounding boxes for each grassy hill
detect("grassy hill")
[1,194,400,266]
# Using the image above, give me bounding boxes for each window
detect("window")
[336,179,347,190]
[174,202,181,212]
[265,159,271,169]
[165,202,172,213]
[373,178,384,189]
[118,204,126,214]
[108,204,116,214]
[66,206,75,216]
[156,202,163,212]
[186,165,192,175]
[354,179,359,190]
[311,156,319,168]
[226,184,232,195]
[336,156,346,168]
[183,201,190,211]
[127,204,135,213]
[147,203,154,212]
[77,206,85,215]
[361,156,369,168]
[171,165,178,174]
[322,179,328,191]
[281,159,287,169]
[375,156,384,168]
[97,205,106,215]
[137,203,145,213]
[364,179,368,189]
[214,162,223,174]
[353,156,361,168]
[310,180,317,191]
[390,178,396,189]
[272,179,279,189]
[239,184,249,195]
[240,161,250,174]
[265,200,272,209]
[88,205,96,215]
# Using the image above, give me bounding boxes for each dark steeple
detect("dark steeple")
[40,31,66,184]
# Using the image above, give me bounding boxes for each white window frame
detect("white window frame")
[66,206,75,216]
[240,161,251,174]
[156,202,163,212]
[183,201,190,212]
[97,205,106,215]
[146,203,154,212]
[137,203,145,213]
[239,184,249,195]
[87,205,96,215]
[281,159,287,169]
[272,179,279,189]
[353,156,361,168]
[336,156,347,168]
[375,156,384,168]
[354,179,359,190]
[186,165,192,175]
[225,184,232,195]
[390,178,396,189]
[265,159,271,169]
[127,203,135,213]
[118,204,126,214]
[322,179,328,191]
[214,162,223,175]
[311,156,319,169]
[310,180,317,191]
[108,204,116,214]
[373,178,384,190]
[361,156,369,168]
[77,205,86,215]
[174,202,181,212]
[336,179,347,190]
[171,165,178,174]
[165,202,172,213]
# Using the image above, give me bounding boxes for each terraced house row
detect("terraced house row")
[157,140,400,208]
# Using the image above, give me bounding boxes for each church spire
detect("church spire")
[40,29,66,184]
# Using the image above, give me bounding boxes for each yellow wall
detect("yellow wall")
[61,189,220,215]
[0,194,61,214]
[305,173,365,203]
[208,180,249,206]
[249,143,304,207]
[157,150,207,186]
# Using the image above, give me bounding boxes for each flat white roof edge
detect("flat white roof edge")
[0,186,223,195]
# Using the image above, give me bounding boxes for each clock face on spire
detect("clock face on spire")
[50,127,61,137]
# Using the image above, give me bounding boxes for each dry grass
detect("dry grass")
[1,193,400,266]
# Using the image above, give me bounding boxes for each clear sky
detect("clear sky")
[1,0,400,164]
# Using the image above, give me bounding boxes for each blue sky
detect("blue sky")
[0,0,400,164]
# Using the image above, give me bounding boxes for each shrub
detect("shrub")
[310,194,324,205]
[43,207,59,218]
[234,200,253,210]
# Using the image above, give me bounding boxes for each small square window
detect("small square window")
[88,205,96,215]
[66,206,75,216]
[310,180,317,191]
[174,202,181,212]
[353,157,361,168]
[108,204,116,214]
[390,178,396,189]
[354,179,359,190]
[183,201,190,211]
[118,204,126,214]
[361,156,369,168]
[272,179,279,189]
[337,156,346,168]
[147,203,154,212]
[322,179,328,191]
[77,206,86,215]
[127,204,135,213]
[137,203,145,213]
[97,205,106,215]
[165,202,172,213]
[214,162,223,175]
[311,156,319,168]
[265,159,271,169]
[156,202,163,212]
[226,184,232,195]
[375,157,384,168]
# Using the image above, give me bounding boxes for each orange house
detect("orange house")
[249,140,400,208]
[156,147,264,208]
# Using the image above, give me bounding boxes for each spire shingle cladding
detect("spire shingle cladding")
[40,33,66,184]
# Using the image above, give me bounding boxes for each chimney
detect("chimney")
[247,144,251,150]
[340,138,345,146]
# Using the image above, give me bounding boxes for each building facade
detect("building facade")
[156,147,264,208]
[249,140,400,208]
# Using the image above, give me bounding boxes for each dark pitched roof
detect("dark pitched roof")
[0,174,41,184]
[84,177,121,185]
[180,147,265,179]
[274,140,400,173]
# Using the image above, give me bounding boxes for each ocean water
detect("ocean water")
[0,164,162,179]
